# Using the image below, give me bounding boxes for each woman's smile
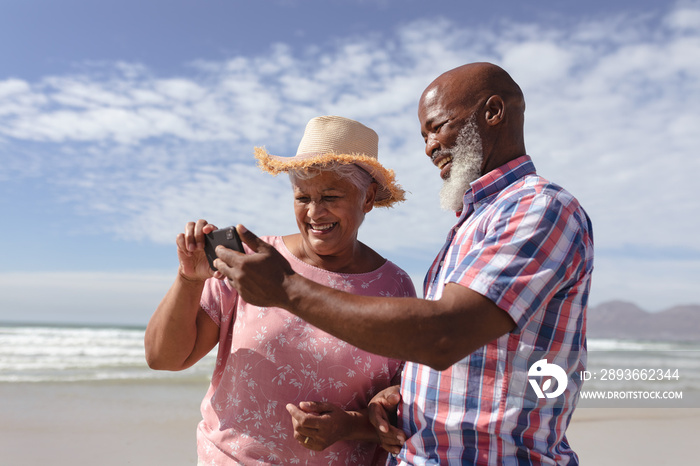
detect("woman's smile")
[308,222,338,233]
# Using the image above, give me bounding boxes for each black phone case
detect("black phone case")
[203,226,244,271]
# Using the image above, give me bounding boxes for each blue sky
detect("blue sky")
[1,0,698,325]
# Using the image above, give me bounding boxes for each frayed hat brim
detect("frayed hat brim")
[254,147,406,207]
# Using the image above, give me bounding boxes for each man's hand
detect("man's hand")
[368,385,406,455]
[286,402,356,451]
[214,225,296,308]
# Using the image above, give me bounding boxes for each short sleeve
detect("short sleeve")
[200,277,239,327]
[389,264,418,299]
[448,192,590,331]
[357,261,417,300]
[199,236,279,326]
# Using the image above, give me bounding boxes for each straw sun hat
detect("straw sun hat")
[254,115,406,207]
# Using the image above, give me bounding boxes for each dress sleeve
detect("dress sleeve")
[373,262,418,299]
[199,236,269,327]
[447,192,591,331]
[199,277,239,327]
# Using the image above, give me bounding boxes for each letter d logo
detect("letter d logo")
[528,359,568,399]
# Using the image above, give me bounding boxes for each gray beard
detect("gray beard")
[439,119,484,211]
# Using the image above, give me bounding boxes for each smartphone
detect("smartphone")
[203,226,244,271]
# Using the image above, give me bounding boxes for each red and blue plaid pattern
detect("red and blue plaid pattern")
[394,156,594,465]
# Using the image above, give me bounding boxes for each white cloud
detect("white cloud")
[0,79,31,99]
[1,2,699,310]
[501,41,575,84]
[665,2,700,30]
[154,78,207,102]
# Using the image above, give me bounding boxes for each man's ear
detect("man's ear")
[484,95,505,126]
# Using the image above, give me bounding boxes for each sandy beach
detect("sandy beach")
[567,407,699,465]
[0,380,206,465]
[1,380,698,465]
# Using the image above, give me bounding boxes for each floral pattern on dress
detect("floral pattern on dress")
[197,236,416,465]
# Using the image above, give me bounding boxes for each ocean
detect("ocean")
[1,323,698,407]
[579,338,700,407]
[0,323,215,383]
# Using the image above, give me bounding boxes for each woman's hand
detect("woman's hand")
[176,219,221,281]
[286,401,370,451]
[145,219,222,371]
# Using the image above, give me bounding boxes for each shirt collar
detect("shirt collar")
[461,155,536,210]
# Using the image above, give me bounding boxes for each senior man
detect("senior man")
[215,62,594,465]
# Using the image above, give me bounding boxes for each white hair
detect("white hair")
[288,162,374,194]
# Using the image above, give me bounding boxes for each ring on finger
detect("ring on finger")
[304,437,310,444]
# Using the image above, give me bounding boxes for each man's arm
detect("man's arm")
[215,225,515,370]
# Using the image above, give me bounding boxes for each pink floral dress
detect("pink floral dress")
[197,236,416,465]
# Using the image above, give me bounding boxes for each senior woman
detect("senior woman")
[145,116,415,465]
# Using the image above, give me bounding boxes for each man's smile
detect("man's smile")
[432,153,453,179]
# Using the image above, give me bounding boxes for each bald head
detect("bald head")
[419,62,526,175]
[424,62,524,109]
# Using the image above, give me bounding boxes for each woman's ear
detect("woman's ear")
[484,95,505,126]
[363,182,379,213]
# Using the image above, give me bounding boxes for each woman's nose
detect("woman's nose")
[307,201,327,218]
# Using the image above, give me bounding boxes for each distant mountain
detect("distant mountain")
[587,300,700,341]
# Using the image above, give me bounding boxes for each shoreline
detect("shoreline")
[1,380,697,465]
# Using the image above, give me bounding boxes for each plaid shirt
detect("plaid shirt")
[393,156,594,465]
